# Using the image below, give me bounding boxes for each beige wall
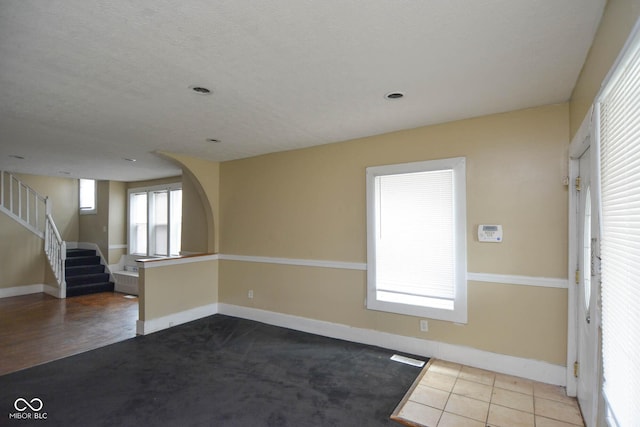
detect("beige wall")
[79,180,110,257]
[218,104,569,365]
[219,262,568,364]
[0,214,46,288]
[220,105,569,276]
[180,169,208,254]
[570,0,640,137]
[16,174,79,241]
[108,181,127,264]
[138,257,218,320]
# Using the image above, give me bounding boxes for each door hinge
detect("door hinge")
[575,269,580,285]
[574,361,579,378]
[575,176,581,192]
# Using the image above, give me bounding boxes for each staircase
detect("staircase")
[65,249,114,297]
[1,171,115,298]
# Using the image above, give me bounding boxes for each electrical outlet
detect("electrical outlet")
[420,319,429,332]
[248,290,254,299]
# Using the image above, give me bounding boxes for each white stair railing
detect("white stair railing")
[0,171,47,238]
[1,170,66,291]
[45,210,66,289]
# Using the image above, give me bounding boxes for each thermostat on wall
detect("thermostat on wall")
[478,225,503,242]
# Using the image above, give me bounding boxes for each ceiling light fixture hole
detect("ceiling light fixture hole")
[206,138,221,143]
[385,92,404,100]
[190,85,212,95]
[9,155,25,160]
[124,158,137,162]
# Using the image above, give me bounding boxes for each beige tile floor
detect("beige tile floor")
[391,359,584,427]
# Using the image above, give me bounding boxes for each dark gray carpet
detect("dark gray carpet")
[0,314,423,426]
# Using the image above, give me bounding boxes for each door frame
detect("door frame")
[566,106,593,397]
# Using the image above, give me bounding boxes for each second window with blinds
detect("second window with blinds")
[366,157,467,323]
[128,183,182,257]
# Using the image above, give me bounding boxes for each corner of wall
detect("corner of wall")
[569,0,640,138]
[156,151,220,254]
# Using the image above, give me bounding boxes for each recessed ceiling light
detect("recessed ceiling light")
[206,138,221,143]
[9,155,25,160]
[189,85,212,95]
[385,92,404,100]
[124,158,137,162]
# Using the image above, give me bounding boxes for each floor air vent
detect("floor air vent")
[390,354,425,367]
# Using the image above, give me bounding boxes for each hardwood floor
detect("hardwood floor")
[0,292,138,376]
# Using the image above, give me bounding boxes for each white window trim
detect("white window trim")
[366,157,468,323]
[79,179,97,215]
[127,182,182,257]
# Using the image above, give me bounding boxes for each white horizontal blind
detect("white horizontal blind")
[598,29,640,427]
[79,179,95,211]
[130,192,148,255]
[375,169,455,302]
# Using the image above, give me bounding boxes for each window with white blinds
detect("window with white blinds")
[366,157,467,323]
[598,24,640,427]
[79,179,96,214]
[128,183,182,257]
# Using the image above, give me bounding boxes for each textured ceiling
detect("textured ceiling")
[0,0,605,181]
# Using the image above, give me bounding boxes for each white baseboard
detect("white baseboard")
[43,284,64,298]
[0,284,64,299]
[217,303,566,386]
[0,284,45,298]
[136,303,218,335]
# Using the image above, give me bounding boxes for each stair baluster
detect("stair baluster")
[45,209,66,290]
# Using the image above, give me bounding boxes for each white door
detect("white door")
[576,146,599,426]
